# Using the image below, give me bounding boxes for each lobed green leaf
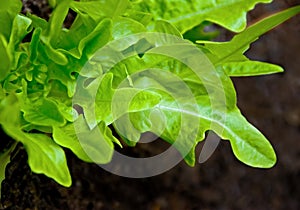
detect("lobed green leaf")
[131,0,273,33]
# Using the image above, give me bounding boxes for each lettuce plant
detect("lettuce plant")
[0,0,299,195]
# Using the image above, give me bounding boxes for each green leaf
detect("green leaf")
[0,0,22,40]
[74,73,162,128]
[113,17,146,40]
[46,80,77,122]
[5,129,72,187]
[0,84,5,100]
[106,48,276,167]
[222,61,284,77]
[8,15,32,54]
[57,18,112,60]
[48,0,66,8]
[0,35,11,81]
[29,28,42,63]
[22,98,66,127]
[27,13,48,30]
[215,109,277,168]
[0,95,71,187]
[53,115,119,163]
[132,0,272,33]
[199,5,300,74]
[70,0,130,20]
[44,0,71,44]
[154,20,182,37]
[130,95,276,167]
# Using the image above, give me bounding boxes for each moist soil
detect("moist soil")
[1,0,300,209]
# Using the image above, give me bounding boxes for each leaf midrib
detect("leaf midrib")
[157,104,273,162]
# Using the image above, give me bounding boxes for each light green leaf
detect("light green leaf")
[46,80,76,122]
[0,35,11,81]
[154,20,182,37]
[199,5,300,69]
[53,115,119,163]
[222,61,283,77]
[8,14,32,54]
[29,28,42,63]
[0,95,71,187]
[113,17,146,40]
[70,0,130,20]
[22,98,66,127]
[130,95,276,167]
[42,42,69,65]
[215,109,276,168]
[44,0,71,44]
[132,0,272,33]
[4,129,72,187]
[27,13,48,30]
[48,0,66,8]
[0,84,5,100]
[0,0,22,40]
[57,18,112,60]
[75,73,162,128]
[55,13,97,52]
[108,50,276,167]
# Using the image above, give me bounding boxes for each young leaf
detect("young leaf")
[199,5,300,76]
[222,61,283,77]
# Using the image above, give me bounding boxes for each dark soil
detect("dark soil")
[1,0,300,209]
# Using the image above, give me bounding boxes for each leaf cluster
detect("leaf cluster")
[0,0,299,193]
